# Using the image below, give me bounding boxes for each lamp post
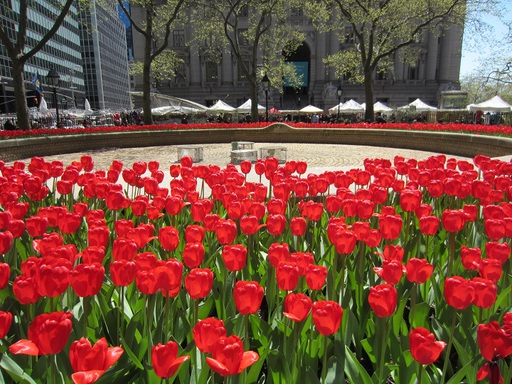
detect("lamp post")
[262,73,270,122]
[46,68,60,128]
[337,84,343,122]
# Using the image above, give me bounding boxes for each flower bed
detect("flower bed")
[1,121,512,140]
[0,151,511,383]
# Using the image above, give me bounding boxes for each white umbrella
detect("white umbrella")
[299,105,324,114]
[373,101,393,112]
[237,99,265,113]
[329,99,364,113]
[39,96,49,114]
[208,100,236,112]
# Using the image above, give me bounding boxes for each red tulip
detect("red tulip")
[13,275,40,304]
[478,258,502,282]
[461,246,481,270]
[110,260,137,287]
[0,262,10,290]
[136,269,158,295]
[88,226,110,248]
[0,231,13,254]
[409,327,446,365]
[152,340,190,379]
[206,335,259,377]
[485,241,510,264]
[312,300,343,336]
[290,216,307,236]
[476,321,512,384]
[373,259,405,285]
[484,219,506,240]
[0,311,12,339]
[185,268,213,299]
[193,317,227,354]
[305,264,328,290]
[58,211,83,234]
[222,244,247,271]
[80,246,105,265]
[276,262,300,291]
[368,283,397,317]
[182,242,205,268]
[36,257,72,298]
[234,280,264,315]
[154,259,183,296]
[10,312,73,355]
[158,226,180,251]
[441,209,466,232]
[378,214,403,240]
[332,228,357,255]
[283,293,312,322]
[267,243,289,268]
[185,224,205,243]
[444,276,475,310]
[25,216,49,237]
[112,238,138,262]
[400,189,422,212]
[471,277,497,309]
[405,258,434,284]
[70,337,123,383]
[70,263,105,297]
[215,219,237,244]
[266,214,286,236]
[419,215,440,236]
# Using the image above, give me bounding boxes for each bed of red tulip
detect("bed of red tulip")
[0,151,511,384]
[1,121,512,139]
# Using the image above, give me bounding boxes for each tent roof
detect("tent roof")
[130,92,208,110]
[467,95,512,112]
[208,100,236,112]
[300,105,324,113]
[329,99,364,113]
[398,98,437,111]
[237,99,265,112]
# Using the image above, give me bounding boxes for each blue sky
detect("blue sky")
[460,4,511,77]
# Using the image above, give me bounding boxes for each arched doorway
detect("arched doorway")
[283,42,310,109]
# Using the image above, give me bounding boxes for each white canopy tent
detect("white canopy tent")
[237,99,265,113]
[329,99,364,113]
[398,98,437,112]
[151,105,202,116]
[361,101,393,112]
[467,95,512,112]
[299,105,324,114]
[208,100,237,113]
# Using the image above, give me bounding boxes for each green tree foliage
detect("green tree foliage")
[116,0,188,125]
[190,0,304,122]
[0,0,75,129]
[304,0,499,121]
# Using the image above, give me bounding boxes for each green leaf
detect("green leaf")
[344,345,373,384]
[0,354,38,384]
[445,356,480,384]
[120,336,144,370]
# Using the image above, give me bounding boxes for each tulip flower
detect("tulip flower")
[70,263,105,297]
[290,216,307,236]
[215,219,237,244]
[0,262,10,290]
[0,311,12,339]
[70,337,123,384]
[312,300,343,336]
[368,284,397,318]
[158,226,180,252]
[276,262,300,291]
[193,317,227,354]
[460,246,482,271]
[184,224,205,243]
[267,243,289,268]
[409,327,446,365]
[266,214,286,236]
[222,244,247,271]
[443,276,474,310]
[283,293,312,322]
[405,258,434,284]
[10,312,73,355]
[305,264,328,290]
[485,241,510,264]
[206,335,259,377]
[151,340,190,379]
[378,214,403,240]
[373,259,405,285]
[185,268,213,299]
[0,231,13,254]
[441,209,466,232]
[476,321,512,384]
[471,277,497,309]
[234,280,264,315]
[478,258,502,282]
[182,242,205,268]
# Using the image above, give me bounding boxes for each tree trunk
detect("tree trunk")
[250,82,258,123]
[12,59,31,130]
[364,67,374,122]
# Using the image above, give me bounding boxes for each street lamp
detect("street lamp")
[46,68,60,128]
[337,84,343,122]
[262,73,270,122]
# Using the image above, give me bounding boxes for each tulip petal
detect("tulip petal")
[165,355,190,378]
[71,370,104,384]
[9,339,39,356]
[206,357,231,376]
[105,347,124,370]
[238,351,259,373]
[476,363,489,381]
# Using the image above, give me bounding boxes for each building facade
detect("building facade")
[129,6,463,111]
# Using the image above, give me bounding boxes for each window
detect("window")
[206,61,218,82]
[408,62,419,80]
[173,30,185,47]
[344,27,355,44]
[238,61,249,81]
[175,61,186,84]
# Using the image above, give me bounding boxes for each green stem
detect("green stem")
[410,285,418,327]
[378,317,388,383]
[447,232,456,276]
[322,336,328,384]
[440,311,457,384]
[418,363,424,384]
